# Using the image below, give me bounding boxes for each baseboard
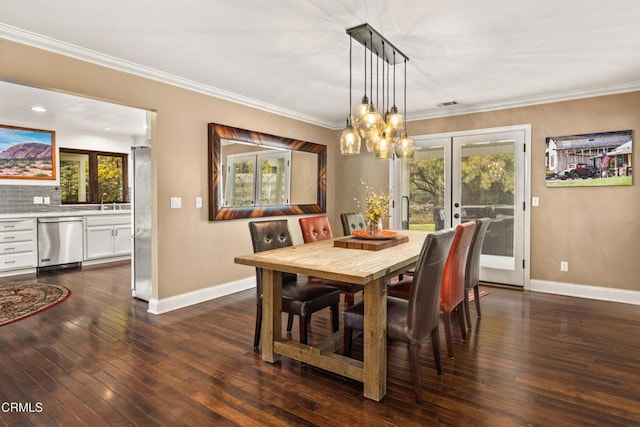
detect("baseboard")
[530,279,640,306]
[148,277,256,314]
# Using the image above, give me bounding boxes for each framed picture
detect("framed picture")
[545,130,632,187]
[0,125,56,180]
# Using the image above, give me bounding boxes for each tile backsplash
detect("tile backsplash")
[0,185,129,214]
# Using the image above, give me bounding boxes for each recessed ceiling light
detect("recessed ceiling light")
[103,127,111,131]
[30,106,47,112]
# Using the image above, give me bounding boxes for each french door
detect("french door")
[391,125,530,286]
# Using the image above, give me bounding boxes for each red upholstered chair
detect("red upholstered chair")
[343,228,455,402]
[388,221,476,358]
[439,221,476,357]
[298,215,363,309]
[463,218,491,328]
[249,220,340,347]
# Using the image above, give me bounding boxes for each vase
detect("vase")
[367,218,383,236]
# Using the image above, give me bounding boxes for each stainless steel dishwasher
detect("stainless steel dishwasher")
[37,217,84,270]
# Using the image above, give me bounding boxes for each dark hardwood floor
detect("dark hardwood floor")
[1,263,639,426]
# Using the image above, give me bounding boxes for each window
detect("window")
[59,148,128,204]
[224,150,290,207]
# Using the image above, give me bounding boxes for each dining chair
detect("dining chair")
[343,228,455,403]
[340,212,366,236]
[463,217,491,328]
[388,221,476,358]
[298,215,364,309]
[249,219,340,347]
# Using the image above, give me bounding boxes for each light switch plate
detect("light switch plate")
[43,196,51,205]
[532,196,539,206]
[33,196,43,204]
[170,197,182,209]
[195,197,202,208]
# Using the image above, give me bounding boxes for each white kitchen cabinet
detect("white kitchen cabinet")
[84,214,131,260]
[0,218,37,274]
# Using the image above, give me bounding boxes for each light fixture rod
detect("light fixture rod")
[346,23,409,64]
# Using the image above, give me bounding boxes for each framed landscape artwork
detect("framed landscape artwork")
[545,129,633,187]
[0,125,56,180]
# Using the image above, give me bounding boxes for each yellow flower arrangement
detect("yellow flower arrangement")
[355,181,392,235]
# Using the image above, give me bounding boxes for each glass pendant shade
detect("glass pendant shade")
[386,105,403,130]
[355,95,369,123]
[364,128,381,152]
[374,133,393,159]
[362,104,384,134]
[340,116,361,155]
[395,131,416,158]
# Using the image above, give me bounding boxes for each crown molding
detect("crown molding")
[0,24,335,129]
[409,81,640,122]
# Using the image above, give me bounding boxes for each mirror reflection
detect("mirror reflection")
[221,141,318,207]
[208,123,326,221]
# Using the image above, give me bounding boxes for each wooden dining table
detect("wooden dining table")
[234,229,428,401]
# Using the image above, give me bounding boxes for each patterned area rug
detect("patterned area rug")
[0,282,71,326]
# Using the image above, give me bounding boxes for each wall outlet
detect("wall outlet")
[33,196,43,204]
[195,197,202,208]
[43,196,51,205]
[560,261,569,272]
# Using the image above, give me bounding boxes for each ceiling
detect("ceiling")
[1,0,640,131]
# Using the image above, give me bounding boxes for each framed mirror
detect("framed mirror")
[208,123,326,221]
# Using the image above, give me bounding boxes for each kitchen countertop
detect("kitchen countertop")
[0,210,131,220]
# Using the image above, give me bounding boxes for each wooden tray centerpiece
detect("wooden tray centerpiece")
[334,230,409,251]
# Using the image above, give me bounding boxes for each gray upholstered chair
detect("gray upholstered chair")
[249,219,340,347]
[463,218,491,328]
[340,212,366,236]
[343,228,455,403]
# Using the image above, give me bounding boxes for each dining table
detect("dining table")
[234,229,428,401]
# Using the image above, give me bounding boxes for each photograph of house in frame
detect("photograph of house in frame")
[546,129,632,187]
[0,124,56,180]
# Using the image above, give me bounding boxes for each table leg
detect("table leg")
[261,269,282,363]
[363,277,387,401]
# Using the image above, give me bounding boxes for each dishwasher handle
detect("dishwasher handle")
[38,217,84,223]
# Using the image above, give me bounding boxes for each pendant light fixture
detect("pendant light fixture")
[339,35,361,155]
[341,24,414,159]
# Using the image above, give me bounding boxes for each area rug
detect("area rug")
[468,289,489,302]
[0,282,71,326]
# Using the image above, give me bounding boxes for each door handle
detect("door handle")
[454,213,460,219]
[454,202,460,208]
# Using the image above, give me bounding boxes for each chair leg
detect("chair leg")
[286,313,294,332]
[344,292,355,309]
[253,304,262,348]
[408,343,423,403]
[299,316,308,345]
[430,327,442,375]
[330,303,339,333]
[457,302,467,340]
[474,285,482,317]
[343,327,352,357]
[443,312,454,358]
[463,289,472,330]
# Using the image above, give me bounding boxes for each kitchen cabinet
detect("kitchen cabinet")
[84,214,132,260]
[0,218,37,274]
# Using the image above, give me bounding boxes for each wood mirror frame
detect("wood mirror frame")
[208,123,326,221]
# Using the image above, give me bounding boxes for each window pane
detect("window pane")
[97,155,124,203]
[259,157,286,205]
[60,152,90,202]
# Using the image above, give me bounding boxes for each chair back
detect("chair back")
[406,228,455,342]
[248,219,296,302]
[340,212,366,236]
[465,218,491,290]
[299,215,333,243]
[439,221,477,312]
